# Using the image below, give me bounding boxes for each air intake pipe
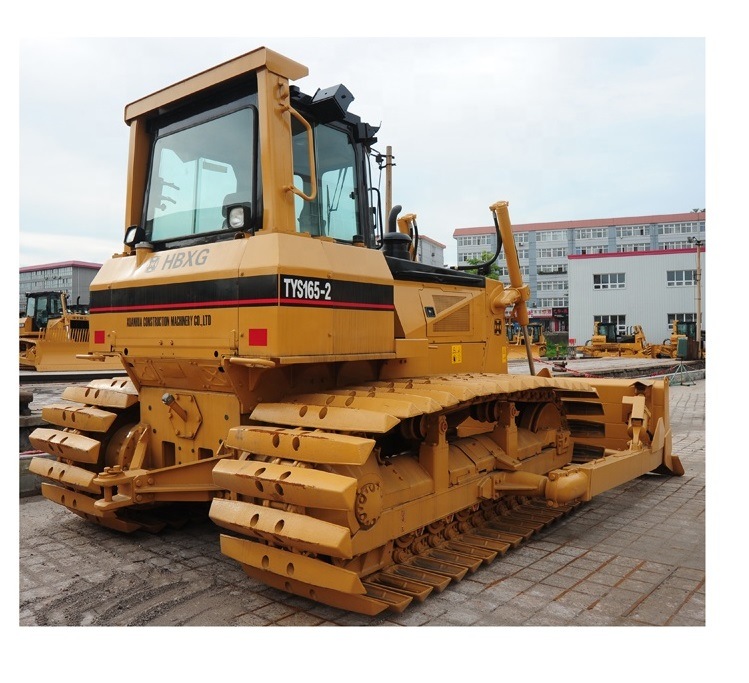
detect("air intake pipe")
[381,204,412,260]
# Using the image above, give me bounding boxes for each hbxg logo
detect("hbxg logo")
[145,248,210,273]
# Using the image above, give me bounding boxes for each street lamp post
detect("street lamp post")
[688,234,704,355]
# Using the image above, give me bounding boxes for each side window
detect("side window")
[293,121,360,241]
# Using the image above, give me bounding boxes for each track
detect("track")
[228,495,582,615]
[208,373,611,614]
[20,380,704,627]
[26,370,679,615]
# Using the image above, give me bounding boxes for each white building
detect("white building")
[567,248,706,348]
[19,261,102,312]
[454,211,706,336]
[416,235,446,267]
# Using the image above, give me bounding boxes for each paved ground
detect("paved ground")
[18,377,705,629]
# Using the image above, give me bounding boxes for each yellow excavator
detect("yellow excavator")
[29,47,683,616]
[20,291,124,372]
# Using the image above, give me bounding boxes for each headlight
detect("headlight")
[228,206,246,229]
[124,224,146,248]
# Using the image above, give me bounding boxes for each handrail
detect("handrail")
[283,105,318,202]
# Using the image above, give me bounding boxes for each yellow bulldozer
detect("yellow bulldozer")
[654,320,705,360]
[506,321,546,359]
[29,47,683,616]
[576,322,653,358]
[19,291,124,372]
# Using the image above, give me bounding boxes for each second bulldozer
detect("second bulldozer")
[29,47,684,616]
[20,291,124,372]
[576,322,653,358]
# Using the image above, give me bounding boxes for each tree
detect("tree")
[465,251,501,280]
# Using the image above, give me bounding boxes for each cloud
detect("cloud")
[19,231,118,266]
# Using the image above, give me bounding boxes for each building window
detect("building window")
[538,296,568,307]
[537,247,567,259]
[460,251,481,263]
[498,265,529,276]
[616,243,649,252]
[574,245,607,255]
[593,273,625,290]
[537,265,567,275]
[668,313,697,323]
[498,248,529,261]
[458,235,491,247]
[538,280,568,291]
[536,230,565,242]
[660,240,691,250]
[594,314,626,327]
[667,270,696,286]
[657,221,700,235]
[575,228,607,239]
[616,225,650,238]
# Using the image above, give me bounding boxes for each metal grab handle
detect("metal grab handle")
[283,105,318,202]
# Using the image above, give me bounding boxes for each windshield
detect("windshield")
[144,105,257,242]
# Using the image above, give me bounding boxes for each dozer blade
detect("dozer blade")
[19,340,122,372]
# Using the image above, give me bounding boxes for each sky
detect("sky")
[17,35,707,268]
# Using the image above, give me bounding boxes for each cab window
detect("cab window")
[292,121,360,241]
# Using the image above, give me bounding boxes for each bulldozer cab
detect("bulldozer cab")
[527,322,544,343]
[507,321,543,344]
[675,321,697,340]
[23,291,65,332]
[130,61,379,253]
[593,321,618,343]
